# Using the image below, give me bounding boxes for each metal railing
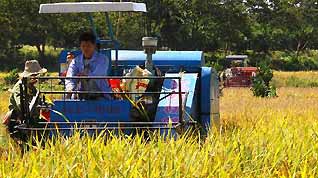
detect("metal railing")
[18,76,192,131]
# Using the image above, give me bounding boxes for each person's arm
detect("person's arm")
[12,86,22,112]
[65,58,78,91]
[7,83,24,121]
[65,58,79,99]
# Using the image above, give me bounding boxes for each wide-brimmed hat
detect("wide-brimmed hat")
[19,60,47,78]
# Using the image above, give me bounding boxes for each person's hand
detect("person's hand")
[155,67,162,76]
[66,89,73,99]
[65,93,72,99]
[65,93,78,99]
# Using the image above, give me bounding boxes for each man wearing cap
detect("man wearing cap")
[3,60,47,141]
[65,31,112,100]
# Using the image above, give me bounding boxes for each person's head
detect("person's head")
[66,52,75,63]
[19,60,47,86]
[29,73,39,85]
[79,32,96,59]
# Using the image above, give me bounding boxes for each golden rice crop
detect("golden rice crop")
[0,72,318,177]
[272,71,318,87]
[274,71,318,80]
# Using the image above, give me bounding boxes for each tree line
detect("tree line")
[1,0,318,70]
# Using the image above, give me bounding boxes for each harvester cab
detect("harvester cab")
[222,55,257,87]
[17,2,220,138]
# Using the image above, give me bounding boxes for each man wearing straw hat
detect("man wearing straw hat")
[2,60,47,141]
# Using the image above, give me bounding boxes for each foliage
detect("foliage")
[251,62,277,97]
[0,0,318,71]
[19,46,61,71]
[272,51,318,71]
[206,50,318,72]
[4,68,19,85]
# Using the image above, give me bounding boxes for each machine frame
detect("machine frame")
[15,2,220,138]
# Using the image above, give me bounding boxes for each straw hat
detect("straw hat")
[19,60,47,78]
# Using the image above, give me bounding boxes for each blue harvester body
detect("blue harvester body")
[50,49,220,136]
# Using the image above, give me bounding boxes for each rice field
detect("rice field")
[0,72,318,177]
[272,71,318,87]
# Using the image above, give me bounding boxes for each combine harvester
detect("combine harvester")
[17,2,220,138]
[221,55,257,87]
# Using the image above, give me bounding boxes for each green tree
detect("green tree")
[0,0,21,69]
[2,0,56,61]
[251,62,277,97]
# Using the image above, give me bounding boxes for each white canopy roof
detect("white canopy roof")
[39,2,147,14]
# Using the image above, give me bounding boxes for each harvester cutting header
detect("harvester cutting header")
[6,2,220,141]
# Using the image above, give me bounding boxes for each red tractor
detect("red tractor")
[221,55,257,87]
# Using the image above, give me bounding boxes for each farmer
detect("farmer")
[2,60,47,142]
[65,31,112,100]
[60,52,75,77]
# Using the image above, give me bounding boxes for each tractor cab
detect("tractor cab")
[16,2,220,138]
[222,55,257,87]
[226,55,248,67]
